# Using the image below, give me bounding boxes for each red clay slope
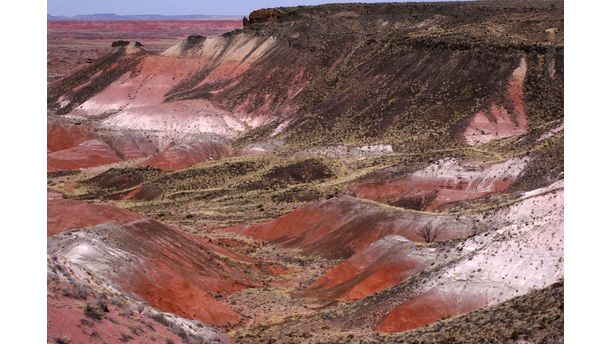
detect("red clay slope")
[50,34,280,138]
[350,181,564,333]
[47,199,144,236]
[114,220,263,326]
[47,139,122,171]
[376,288,487,333]
[353,157,529,210]
[47,121,159,171]
[47,122,121,171]
[226,196,475,259]
[104,134,158,160]
[303,235,430,301]
[47,122,96,153]
[49,219,270,326]
[144,141,233,170]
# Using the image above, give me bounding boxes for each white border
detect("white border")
[0,0,48,342]
[0,0,608,342]
[565,0,612,342]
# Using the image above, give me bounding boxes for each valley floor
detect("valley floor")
[47,134,564,343]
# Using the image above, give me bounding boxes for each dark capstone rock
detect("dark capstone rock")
[111,40,144,48]
[111,40,130,47]
[183,35,206,50]
[248,9,283,25]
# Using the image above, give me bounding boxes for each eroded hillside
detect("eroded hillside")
[47,1,564,343]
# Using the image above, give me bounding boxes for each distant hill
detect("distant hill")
[47,13,243,21]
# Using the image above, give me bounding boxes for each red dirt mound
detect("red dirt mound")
[47,122,126,171]
[106,135,158,160]
[49,219,268,326]
[144,141,233,171]
[376,288,487,333]
[225,197,474,259]
[353,158,528,210]
[47,122,96,153]
[303,235,429,301]
[113,220,265,326]
[47,199,144,236]
[125,259,241,326]
[122,184,162,201]
[47,122,160,171]
[47,139,122,171]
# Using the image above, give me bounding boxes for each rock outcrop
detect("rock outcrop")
[246,8,284,25]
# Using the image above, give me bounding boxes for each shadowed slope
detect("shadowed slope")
[48,1,563,150]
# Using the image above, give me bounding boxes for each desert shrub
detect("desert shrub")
[96,294,110,313]
[84,304,102,320]
[150,313,170,326]
[54,336,71,344]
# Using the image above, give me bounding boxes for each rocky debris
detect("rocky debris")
[111,40,130,47]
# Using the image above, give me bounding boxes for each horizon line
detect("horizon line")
[47,13,246,18]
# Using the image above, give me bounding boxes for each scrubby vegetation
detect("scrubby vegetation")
[378,281,564,343]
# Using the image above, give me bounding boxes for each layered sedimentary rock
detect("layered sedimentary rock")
[47,1,564,342]
[144,141,233,171]
[226,196,476,259]
[48,1,563,153]
[303,235,431,301]
[353,157,530,210]
[351,181,564,333]
[47,199,144,236]
[462,57,529,145]
[48,219,270,326]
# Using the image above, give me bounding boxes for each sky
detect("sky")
[48,0,423,17]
